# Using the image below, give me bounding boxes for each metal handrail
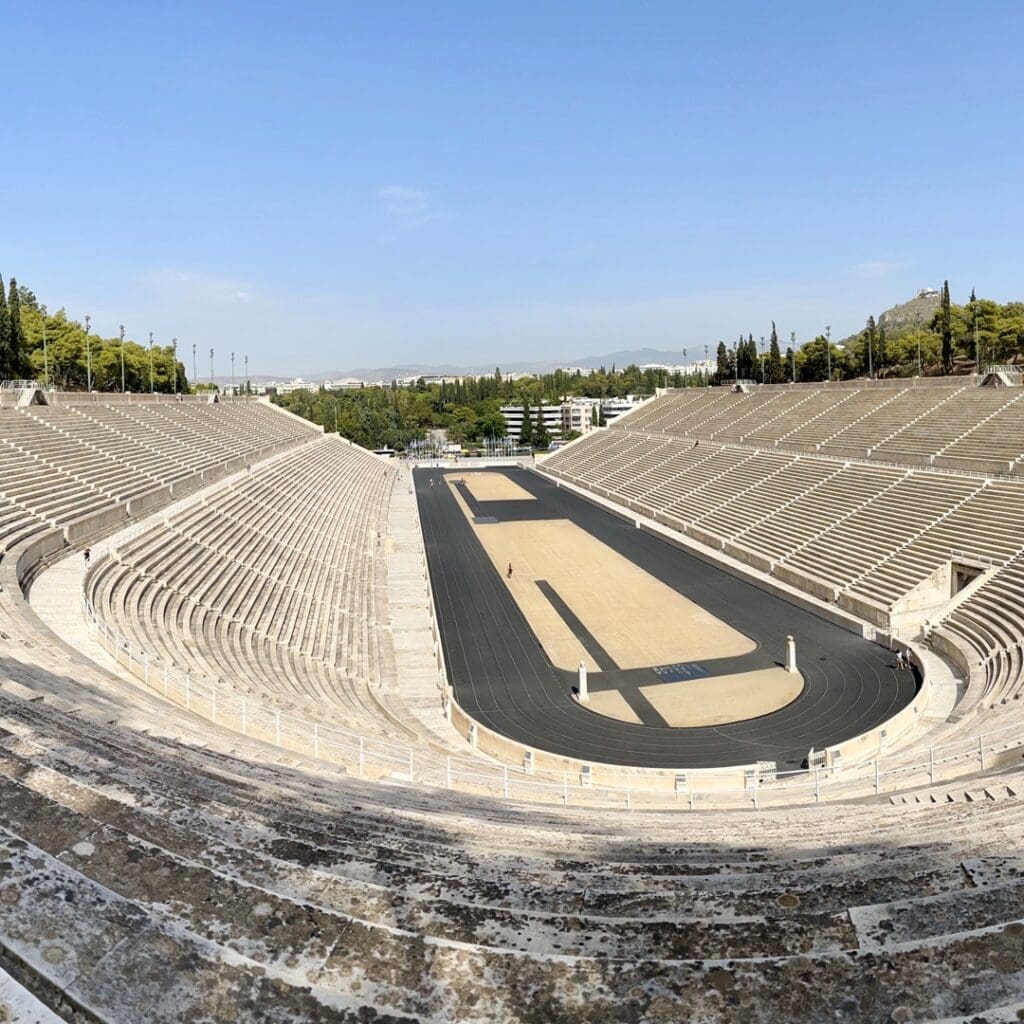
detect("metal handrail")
[78,584,1024,808]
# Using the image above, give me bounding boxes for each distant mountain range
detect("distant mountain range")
[222,347,702,386]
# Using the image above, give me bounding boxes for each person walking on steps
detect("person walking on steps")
[507,562,513,580]
[83,548,91,567]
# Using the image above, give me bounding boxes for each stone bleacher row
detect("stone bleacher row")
[933,554,1024,713]
[86,435,403,733]
[620,380,1024,475]
[0,400,318,536]
[0,400,320,645]
[544,415,1024,625]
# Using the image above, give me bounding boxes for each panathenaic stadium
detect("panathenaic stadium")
[4,377,1024,1022]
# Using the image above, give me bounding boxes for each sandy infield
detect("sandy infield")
[449,482,755,671]
[584,668,802,727]
[642,668,802,726]
[586,689,643,725]
[450,471,536,502]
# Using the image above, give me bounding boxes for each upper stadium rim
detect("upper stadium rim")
[2,379,1024,1020]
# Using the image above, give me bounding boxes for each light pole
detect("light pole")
[84,314,92,391]
[244,354,248,395]
[760,336,766,384]
[916,329,922,378]
[790,332,796,383]
[973,298,980,374]
[171,338,178,394]
[119,325,126,392]
[867,323,874,381]
[704,343,708,385]
[149,332,155,393]
[192,343,197,387]
[40,304,49,389]
[683,347,688,387]
[231,351,235,396]
[209,348,214,388]
[732,343,738,388]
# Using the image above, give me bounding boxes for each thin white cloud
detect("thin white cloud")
[141,268,256,304]
[850,259,907,281]
[375,185,443,228]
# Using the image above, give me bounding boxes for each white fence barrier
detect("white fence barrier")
[78,588,1024,809]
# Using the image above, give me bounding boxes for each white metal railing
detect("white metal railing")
[78,580,1024,809]
[0,379,42,390]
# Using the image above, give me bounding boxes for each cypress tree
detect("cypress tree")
[519,396,533,447]
[534,400,550,449]
[7,278,23,376]
[768,322,783,383]
[715,341,729,383]
[940,279,953,374]
[877,322,887,371]
[864,315,877,378]
[0,276,11,380]
[784,347,795,383]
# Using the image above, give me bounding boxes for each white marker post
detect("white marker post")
[786,635,798,674]
[578,661,589,702]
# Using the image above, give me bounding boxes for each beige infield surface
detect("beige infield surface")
[587,668,802,727]
[456,471,536,502]
[586,689,644,725]
[642,668,802,726]
[448,480,755,672]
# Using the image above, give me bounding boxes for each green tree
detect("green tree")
[938,279,953,374]
[7,278,24,376]
[519,396,533,447]
[715,341,729,384]
[0,275,10,379]
[864,315,877,378]
[768,322,783,383]
[533,401,550,449]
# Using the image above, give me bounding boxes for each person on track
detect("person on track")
[507,562,513,579]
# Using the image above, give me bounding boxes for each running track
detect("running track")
[415,466,918,771]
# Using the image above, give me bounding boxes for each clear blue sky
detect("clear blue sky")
[5,1,1023,375]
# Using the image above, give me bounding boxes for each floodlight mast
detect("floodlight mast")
[84,315,92,391]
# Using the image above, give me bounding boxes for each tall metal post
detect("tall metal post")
[209,348,214,387]
[40,304,49,389]
[84,314,92,391]
[192,342,197,386]
[790,331,796,382]
[172,338,178,394]
[825,325,831,383]
[974,299,980,374]
[119,324,126,392]
[231,351,235,395]
[149,332,155,393]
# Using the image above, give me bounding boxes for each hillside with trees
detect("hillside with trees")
[0,273,188,392]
